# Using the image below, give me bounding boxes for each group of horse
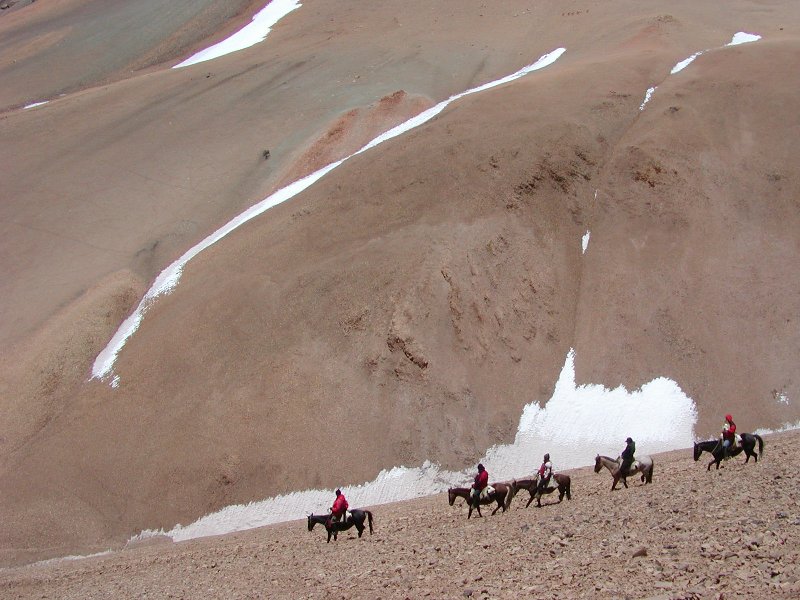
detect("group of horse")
[307,432,765,541]
[446,431,765,519]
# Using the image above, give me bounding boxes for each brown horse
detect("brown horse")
[507,473,572,508]
[448,482,510,519]
[594,454,654,491]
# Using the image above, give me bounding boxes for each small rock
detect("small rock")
[632,547,648,558]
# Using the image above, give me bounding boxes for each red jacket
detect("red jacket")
[473,470,489,490]
[723,421,736,440]
[331,494,348,517]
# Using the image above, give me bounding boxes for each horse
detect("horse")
[307,509,374,543]
[693,433,764,471]
[594,454,654,491]
[448,482,510,519]
[507,473,571,508]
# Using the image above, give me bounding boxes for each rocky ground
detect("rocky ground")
[1,429,797,599]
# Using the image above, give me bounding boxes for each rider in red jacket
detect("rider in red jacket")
[536,453,553,496]
[470,463,489,506]
[721,414,736,458]
[330,489,348,523]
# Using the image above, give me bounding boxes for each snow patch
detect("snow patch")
[581,230,590,254]
[643,30,761,111]
[754,420,800,436]
[639,86,656,110]
[727,32,761,46]
[173,0,302,68]
[23,101,49,109]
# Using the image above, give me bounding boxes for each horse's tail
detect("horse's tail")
[365,510,374,534]
[565,476,572,500]
[754,434,764,458]
[646,461,654,484]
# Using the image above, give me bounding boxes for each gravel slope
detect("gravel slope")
[2,429,797,599]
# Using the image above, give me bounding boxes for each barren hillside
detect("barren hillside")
[1,0,798,566]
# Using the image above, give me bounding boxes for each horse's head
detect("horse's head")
[447,488,456,506]
[307,514,315,531]
[593,455,602,473]
[693,443,701,462]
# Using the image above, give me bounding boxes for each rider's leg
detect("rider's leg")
[470,488,479,507]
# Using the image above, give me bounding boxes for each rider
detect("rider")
[619,437,636,477]
[535,453,553,496]
[721,414,737,458]
[470,463,489,506]
[329,488,349,526]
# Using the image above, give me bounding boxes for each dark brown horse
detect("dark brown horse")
[693,433,764,471]
[307,509,374,543]
[508,473,572,508]
[448,482,510,519]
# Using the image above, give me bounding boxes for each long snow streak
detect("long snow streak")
[91,48,567,382]
[639,31,761,110]
[173,0,302,68]
[131,349,697,543]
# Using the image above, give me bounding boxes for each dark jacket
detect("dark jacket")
[621,440,635,462]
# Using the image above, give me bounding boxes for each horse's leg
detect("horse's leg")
[524,493,534,508]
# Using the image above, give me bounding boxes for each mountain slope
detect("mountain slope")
[0,0,798,565]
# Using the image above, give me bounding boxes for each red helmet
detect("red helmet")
[725,414,733,422]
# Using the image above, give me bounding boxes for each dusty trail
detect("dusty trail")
[2,429,797,599]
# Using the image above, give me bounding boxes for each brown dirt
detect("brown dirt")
[1,430,797,599]
[0,0,799,567]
